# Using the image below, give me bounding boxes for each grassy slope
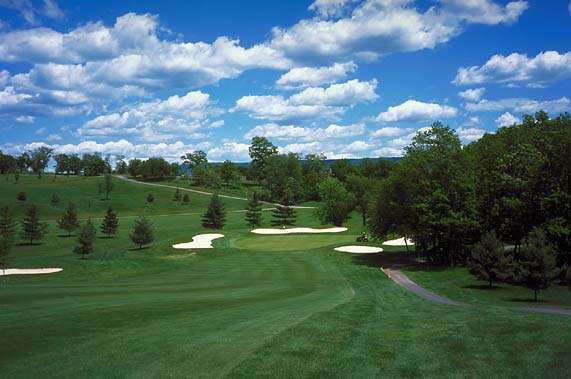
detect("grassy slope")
[1,180,570,378]
[0,174,248,219]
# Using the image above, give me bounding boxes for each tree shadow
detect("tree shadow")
[128,246,150,251]
[509,298,547,303]
[462,284,503,290]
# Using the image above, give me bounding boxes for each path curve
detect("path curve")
[381,268,571,315]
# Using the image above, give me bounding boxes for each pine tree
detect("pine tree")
[245,191,263,228]
[0,235,11,278]
[74,221,96,259]
[100,207,119,238]
[468,230,510,287]
[201,193,226,229]
[20,204,48,245]
[50,193,60,206]
[130,216,154,249]
[270,205,296,228]
[147,193,154,207]
[182,193,190,205]
[173,188,182,201]
[104,174,114,200]
[17,191,26,202]
[0,206,18,240]
[58,201,80,237]
[514,228,559,301]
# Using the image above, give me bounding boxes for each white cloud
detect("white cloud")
[457,127,486,143]
[276,61,357,89]
[495,112,520,127]
[376,99,458,122]
[463,116,480,126]
[270,0,528,63]
[453,51,571,87]
[308,0,357,19]
[46,133,62,141]
[233,79,377,122]
[371,147,404,157]
[79,91,223,141]
[0,0,64,25]
[458,87,485,102]
[465,97,570,114]
[207,142,251,162]
[370,126,409,138]
[35,127,46,135]
[342,140,373,152]
[0,86,33,106]
[0,69,9,87]
[244,122,364,141]
[15,115,35,123]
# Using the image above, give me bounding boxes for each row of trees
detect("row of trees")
[0,147,54,177]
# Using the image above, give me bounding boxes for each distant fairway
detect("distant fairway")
[1,176,571,378]
[234,233,358,251]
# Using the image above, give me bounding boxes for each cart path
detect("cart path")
[381,268,571,315]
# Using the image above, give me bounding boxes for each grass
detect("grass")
[1,178,570,378]
[233,234,360,251]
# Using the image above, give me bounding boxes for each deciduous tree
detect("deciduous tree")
[130,217,154,249]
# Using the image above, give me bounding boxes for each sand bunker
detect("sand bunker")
[334,246,383,254]
[0,268,63,276]
[251,227,347,235]
[172,233,224,249]
[382,237,415,246]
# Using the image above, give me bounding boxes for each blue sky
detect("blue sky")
[0,0,570,161]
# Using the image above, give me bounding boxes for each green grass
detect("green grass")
[234,233,360,251]
[0,174,248,219]
[1,179,571,378]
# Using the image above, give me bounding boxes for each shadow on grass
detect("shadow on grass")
[350,250,448,272]
[509,298,547,303]
[463,284,504,290]
[15,242,45,246]
[128,246,150,251]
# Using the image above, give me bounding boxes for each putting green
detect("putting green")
[234,234,358,251]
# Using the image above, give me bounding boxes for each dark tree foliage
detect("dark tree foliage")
[57,202,80,237]
[270,205,296,228]
[182,193,190,204]
[173,188,182,202]
[249,136,278,182]
[301,154,327,201]
[514,228,559,301]
[468,231,510,287]
[0,206,18,239]
[130,217,154,249]
[263,153,303,203]
[104,174,114,200]
[220,160,239,186]
[17,191,26,202]
[29,147,53,178]
[20,204,48,245]
[50,193,60,206]
[147,193,155,206]
[330,159,356,183]
[100,207,119,238]
[202,194,226,229]
[0,150,16,174]
[316,177,354,227]
[74,221,96,259]
[181,150,208,171]
[245,191,263,228]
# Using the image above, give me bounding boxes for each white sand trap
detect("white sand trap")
[334,246,383,254]
[172,233,224,249]
[251,227,347,235]
[0,268,63,276]
[382,237,415,246]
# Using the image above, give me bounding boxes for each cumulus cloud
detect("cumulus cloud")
[465,97,570,114]
[276,61,357,89]
[375,99,458,122]
[495,112,520,127]
[270,0,528,64]
[458,87,485,102]
[370,126,409,138]
[308,0,357,19]
[0,0,64,25]
[79,91,223,141]
[232,79,378,122]
[456,127,486,143]
[45,133,62,141]
[453,51,571,87]
[207,142,251,162]
[244,122,364,141]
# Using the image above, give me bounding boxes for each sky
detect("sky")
[0,0,570,162]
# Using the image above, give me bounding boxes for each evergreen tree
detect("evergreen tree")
[58,201,80,237]
[100,207,119,238]
[514,228,559,301]
[468,231,510,287]
[130,216,154,249]
[104,174,114,200]
[245,191,263,228]
[17,191,26,202]
[173,188,182,201]
[270,205,296,228]
[182,193,190,205]
[74,221,96,259]
[50,193,60,206]
[20,204,48,245]
[0,206,18,239]
[0,235,11,279]
[146,193,154,207]
[201,193,226,229]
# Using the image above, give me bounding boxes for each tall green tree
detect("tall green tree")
[202,194,226,229]
[301,154,327,201]
[270,205,296,228]
[316,177,354,226]
[514,228,559,301]
[245,191,263,228]
[100,207,119,238]
[20,204,48,245]
[57,202,80,237]
[130,217,154,249]
[249,136,278,182]
[181,150,208,175]
[468,231,510,287]
[220,160,239,186]
[29,146,53,178]
[182,193,190,205]
[74,221,96,259]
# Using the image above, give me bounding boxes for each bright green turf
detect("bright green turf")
[0,174,248,219]
[1,179,571,378]
[233,234,360,251]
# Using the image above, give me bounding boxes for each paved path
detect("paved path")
[381,267,571,316]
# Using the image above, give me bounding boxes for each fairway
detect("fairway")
[234,233,358,251]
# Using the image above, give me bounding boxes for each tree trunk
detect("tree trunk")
[534,289,538,301]
[361,212,366,227]
[404,235,410,252]
[489,278,493,288]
